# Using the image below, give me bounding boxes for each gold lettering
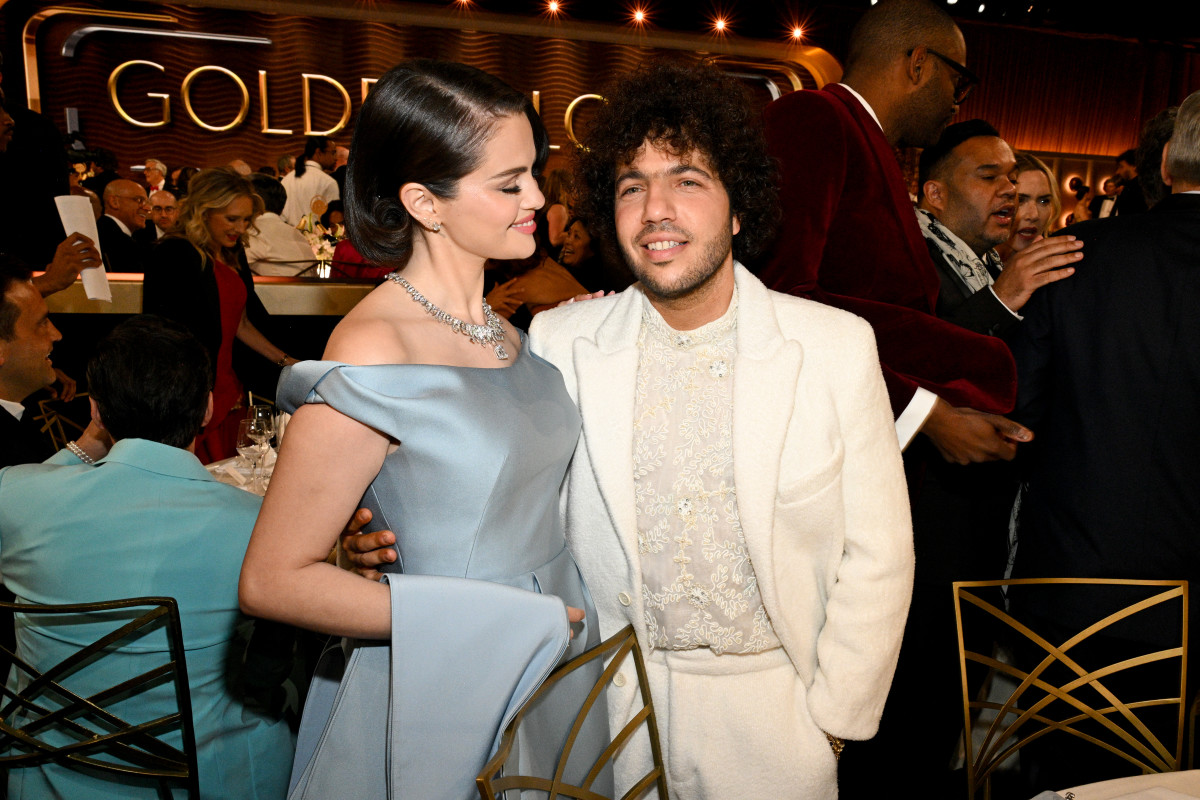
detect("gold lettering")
[107,61,169,128]
[563,94,603,148]
[258,70,293,135]
[181,66,249,132]
[302,74,351,136]
[360,78,377,104]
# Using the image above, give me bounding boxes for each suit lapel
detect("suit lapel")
[573,290,643,570]
[730,266,803,610]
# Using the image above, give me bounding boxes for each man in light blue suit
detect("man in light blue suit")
[0,315,292,799]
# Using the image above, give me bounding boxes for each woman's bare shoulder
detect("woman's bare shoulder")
[323,283,420,365]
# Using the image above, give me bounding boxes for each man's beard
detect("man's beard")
[620,222,733,302]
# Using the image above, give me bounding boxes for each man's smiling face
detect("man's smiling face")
[613,140,739,302]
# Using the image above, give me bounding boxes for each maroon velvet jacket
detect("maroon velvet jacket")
[759,84,1016,417]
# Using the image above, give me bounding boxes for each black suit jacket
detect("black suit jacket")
[97,215,147,273]
[1114,179,1148,216]
[0,408,54,469]
[132,225,159,246]
[926,241,1019,337]
[1007,193,1200,598]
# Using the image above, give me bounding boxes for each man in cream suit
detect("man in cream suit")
[345,61,913,799]
[529,61,913,799]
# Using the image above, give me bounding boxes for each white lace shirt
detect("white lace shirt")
[633,289,780,654]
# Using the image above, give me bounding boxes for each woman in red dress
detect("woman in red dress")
[144,167,297,462]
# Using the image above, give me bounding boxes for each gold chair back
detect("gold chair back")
[32,393,90,452]
[476,624,669,800]
[0,596,201,798]
[954,578,1188,799]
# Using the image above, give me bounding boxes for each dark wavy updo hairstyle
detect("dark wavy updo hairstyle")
[345,60,549,269]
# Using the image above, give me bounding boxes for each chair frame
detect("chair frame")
[953,578,1188,799]
[32,392,90,452]
[0,596,201,799]
[477,624,669,800]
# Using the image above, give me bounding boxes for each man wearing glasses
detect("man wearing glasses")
[760,0,1028,795]
[98,179,150,273]
[135,189,179,243]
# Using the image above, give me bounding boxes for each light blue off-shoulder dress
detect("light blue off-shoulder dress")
[277,333,609,799]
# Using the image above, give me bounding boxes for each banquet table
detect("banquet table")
[1049,770,1200,799]
[206,452,275,496]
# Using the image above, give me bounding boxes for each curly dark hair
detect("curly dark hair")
[573,59,779,267]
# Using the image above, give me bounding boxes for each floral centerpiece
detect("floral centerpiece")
[297,216,346,277]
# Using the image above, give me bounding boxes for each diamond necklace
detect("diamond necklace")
[386,272,509,360]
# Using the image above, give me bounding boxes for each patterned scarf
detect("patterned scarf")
[915,208,1003,295]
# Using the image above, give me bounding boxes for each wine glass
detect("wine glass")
[243,417,274,491]
[248,405,276,445]
[235,420,260,468]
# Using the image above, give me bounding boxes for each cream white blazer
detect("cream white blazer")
[529,263,914,742]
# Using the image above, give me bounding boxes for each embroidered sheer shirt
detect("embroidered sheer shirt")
[633,289,780,654]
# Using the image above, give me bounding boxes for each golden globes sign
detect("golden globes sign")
[108,62,357,135]
[107,60,608,146]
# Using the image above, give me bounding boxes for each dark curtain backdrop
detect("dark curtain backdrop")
[958,22,1199,156]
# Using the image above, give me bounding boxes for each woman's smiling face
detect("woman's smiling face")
[433,114,545,262]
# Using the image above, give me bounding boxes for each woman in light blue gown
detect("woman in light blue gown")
[239,60,605,799]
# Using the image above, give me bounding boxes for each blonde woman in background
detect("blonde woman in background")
[143,167,296,462]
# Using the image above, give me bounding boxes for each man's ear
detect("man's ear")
[921,180,947,214]
[906,45,929,86]
[201,392,214,428]
[731,213,741,237]
[1160,141,1173,188]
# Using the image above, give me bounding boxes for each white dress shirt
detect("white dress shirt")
[280,161,339,226]
[246,212,318,276]
[1,398,25,421]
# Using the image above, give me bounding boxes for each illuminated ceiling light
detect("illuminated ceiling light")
[630,7,647,25]
[947,0,958,4]
[978,2,985,9]
[713,17,728,33]
[547,0,560,13]
[790,26,804,40]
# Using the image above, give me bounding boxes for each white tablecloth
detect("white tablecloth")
[205,450,275,495]
[1057,770,1200,799]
